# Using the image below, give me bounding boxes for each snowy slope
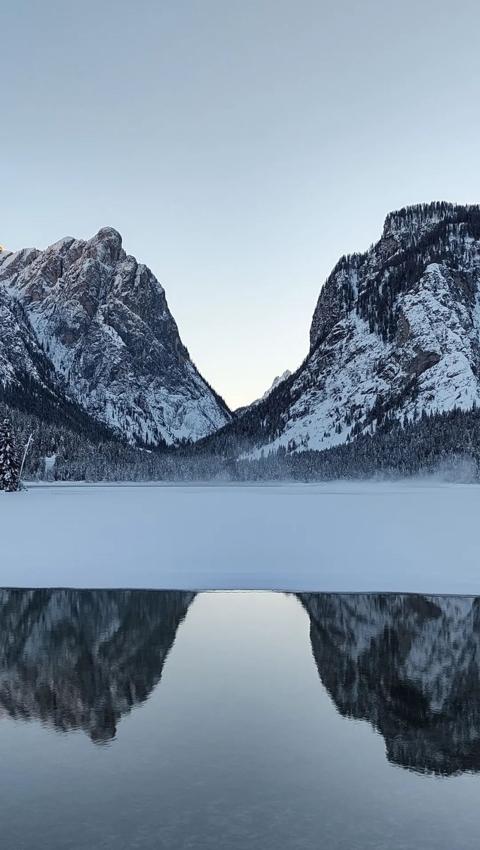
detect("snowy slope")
[210,202,480,458]
[255,370,292,404]
[234,370,292,415]
[0,228,230,445]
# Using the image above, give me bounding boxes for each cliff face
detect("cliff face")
[0,229,230,446]
[5,203,480,462]
[296,203,480,453]
[300,592,480,775]
[201,203,480,459]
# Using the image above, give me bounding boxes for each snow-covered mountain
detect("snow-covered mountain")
[300,592,480,776]
[234,370,292,415]
[257,370,292,404]
[0,589,194,742]
[200,202,480,458]
[0,228,230,446]
[5,203,480,460]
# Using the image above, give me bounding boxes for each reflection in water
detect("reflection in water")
[0,589,194,743]
[300,592,480,776]
[1,589,479,776]
[2,590,480,850]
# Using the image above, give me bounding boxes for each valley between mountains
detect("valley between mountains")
[2,201,480,479]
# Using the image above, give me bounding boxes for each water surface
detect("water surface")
[1,589,479,848]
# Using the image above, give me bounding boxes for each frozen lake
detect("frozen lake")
[0,480,479,594]
[1,589,480,850]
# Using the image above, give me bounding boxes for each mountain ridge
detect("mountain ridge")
[195,201,480,460]
[0,228,231,447]
[4,202,480,474]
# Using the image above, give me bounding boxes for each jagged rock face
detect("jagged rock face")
[0,284,53,389]
[0,229,230,445]
[0,589,194,742]
[299,592,480,776]
[241,202,480,456]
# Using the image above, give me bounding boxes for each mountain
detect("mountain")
[0,229,230,446]
[0,589,194,743]
[256,370,292,404]
[234,370,292,415]
[300,592,480,776]
[5,203,480,475]
[197,202,480,459]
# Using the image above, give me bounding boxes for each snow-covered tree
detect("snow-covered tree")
[0,418,20,492]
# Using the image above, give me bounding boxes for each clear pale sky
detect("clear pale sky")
[2,1,480,408]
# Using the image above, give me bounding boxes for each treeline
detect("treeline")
[332,203,480,342]
[234,407,480,482]
[3,399,480,482]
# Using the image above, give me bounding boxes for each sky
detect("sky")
[2,0,480,409]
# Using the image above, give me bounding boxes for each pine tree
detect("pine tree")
[0,418,20,492]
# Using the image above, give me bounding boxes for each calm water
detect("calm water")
[1,589,480,849]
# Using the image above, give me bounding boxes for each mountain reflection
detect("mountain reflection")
[2,589,480,773]
[299,592,480,776]
[0,589,194,743]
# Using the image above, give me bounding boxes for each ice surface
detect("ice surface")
[1,481,479,593]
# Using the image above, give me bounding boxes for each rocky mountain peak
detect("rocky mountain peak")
[202,200,480,462]
[85,226,125,265]
[0,230,231,446]
[381,201,480,248]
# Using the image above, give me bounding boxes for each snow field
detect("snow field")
[0,480,479,594]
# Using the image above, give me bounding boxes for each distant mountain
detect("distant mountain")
[256,369,292,404]
[300,592,480,776]
[235,370,292,415]
[197,202,480,459]
[0,229,230,446]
